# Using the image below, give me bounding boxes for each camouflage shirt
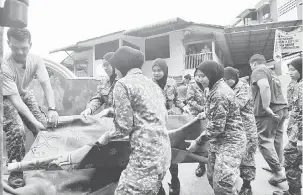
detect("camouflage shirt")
[153,77,185,115]
[107,68,171,192]
[85,76,119,114]
[186,82,207,116]
[287,79,297,108]
[196,79,246,151]
[233,80,258,137]
[287,80,303,142]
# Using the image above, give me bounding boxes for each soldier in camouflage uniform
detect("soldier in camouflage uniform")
[286,78,298,137]
[3,28,59,188]
[187,61,246,195]
[224,67,258,195]
[97,46,171,195]
[152,58,186,115]
[274,58,302,195]
[80,52,119,117]
[184,68,208,178]
[152,58,190,195]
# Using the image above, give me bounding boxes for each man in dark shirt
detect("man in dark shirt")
[249,54,288,186]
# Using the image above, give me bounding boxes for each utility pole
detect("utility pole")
[0,0,28,192]
[0,0,4,192]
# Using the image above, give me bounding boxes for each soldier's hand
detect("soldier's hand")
[81,108,92,119]
[185,140,199,152]
[183,106,191,115]
[47,110,59,128]
[197,112,206,120]
[97,132,110,146]
[32,121,46,137]
[297,140,302,152]
[97,108,114,118]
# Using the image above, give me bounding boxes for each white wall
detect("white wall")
[141,31,186,78]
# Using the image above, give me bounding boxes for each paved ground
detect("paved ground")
[162,127,293,195]
[162,150,289,195]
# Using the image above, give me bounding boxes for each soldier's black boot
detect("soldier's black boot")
[195,163,206,177]
[8,171,24,189]
[157,184,166,195]
[273,188,302,195]
[169,164,180,195]
[238,180,252,195]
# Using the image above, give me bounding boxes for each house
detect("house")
[231,0,302,27]
[50,18,233,81]
[225,0,302,98]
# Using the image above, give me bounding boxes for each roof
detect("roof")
[77,30,125,47]
[123,17,224,37]
[224,20,302,66]
[49,31,125,54]
[49,44,92,54]
[255,0,271,10]
[123,17,190,37]
[237,9,257,18]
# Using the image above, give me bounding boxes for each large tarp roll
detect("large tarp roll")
[4,115,208,195]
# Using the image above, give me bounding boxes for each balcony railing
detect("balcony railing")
[185,52,213,69]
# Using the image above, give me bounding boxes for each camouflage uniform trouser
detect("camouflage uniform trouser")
[207,145,244,195]
[284,141,302,190]
[3,90,47,188]
[240,133,258,181]
[115,169,166,195]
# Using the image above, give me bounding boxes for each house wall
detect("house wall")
[141,31,186,78]
[86,49,94,77]
[89,30,221,79]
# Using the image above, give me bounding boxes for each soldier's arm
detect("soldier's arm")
[85,80,105,114]
[296,83,303,141]
[186,85,204,112]
[107,81,134,140]
[196,96,228,144]
[235,84,250,109]
[172,84,185,110]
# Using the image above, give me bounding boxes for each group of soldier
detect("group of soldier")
[2,27,302,195]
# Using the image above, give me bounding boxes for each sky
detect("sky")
[3,0,259,62]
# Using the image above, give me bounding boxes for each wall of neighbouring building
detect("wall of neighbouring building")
[277,0,302,21]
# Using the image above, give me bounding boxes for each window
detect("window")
[145,35,170,61]
[95,40,119,60]
[122,40,140,51]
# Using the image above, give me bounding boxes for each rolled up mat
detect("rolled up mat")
[5,115,209,195]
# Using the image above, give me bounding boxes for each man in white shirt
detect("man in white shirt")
[2,28,59,188]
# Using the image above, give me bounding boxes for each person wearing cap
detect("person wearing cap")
[249,54,288,186]
[80,52,120,118]
[187,60,246,195]
[224,67,258,195]
[97,46,171,195]
[273,57,302,195]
